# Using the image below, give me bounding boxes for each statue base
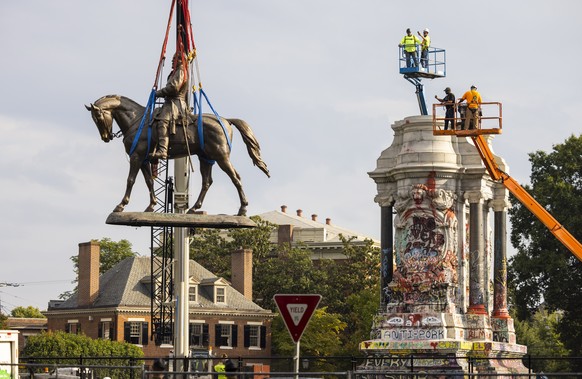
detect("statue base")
[359,311,528,377]
[359,339,528,378]
[105,212,256,228]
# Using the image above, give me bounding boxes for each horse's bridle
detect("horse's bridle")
[90,104,118,142]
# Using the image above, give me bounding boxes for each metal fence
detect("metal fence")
[13,355,582,379]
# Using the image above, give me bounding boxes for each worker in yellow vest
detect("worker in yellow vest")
[417,28,430,68]
[399,28,421,68]
[214,357,226,379]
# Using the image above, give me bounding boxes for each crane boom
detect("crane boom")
[471,134,582,261]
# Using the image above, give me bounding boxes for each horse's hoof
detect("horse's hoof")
[237,209,247,216]
[113,205,124,212]
[144,206,155,212]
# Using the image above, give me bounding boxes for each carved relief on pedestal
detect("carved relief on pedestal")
[387,184,459,308]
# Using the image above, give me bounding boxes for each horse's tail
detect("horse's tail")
[228,118,270,178]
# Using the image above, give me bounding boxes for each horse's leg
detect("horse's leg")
[141,161,157,212]
[188,158,213,214]
[215,158,248,216]
[114,154,142,212]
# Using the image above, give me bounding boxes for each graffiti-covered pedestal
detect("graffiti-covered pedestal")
[364,116,527,377]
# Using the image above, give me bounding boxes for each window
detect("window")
[124,321,149,345]
[216,287,226,303]
[189,323,209,347]
[244,325,267,349]
[99,321,115,340]
[215,324,237,347]
[66,322,80,334]
[189,285,197,302]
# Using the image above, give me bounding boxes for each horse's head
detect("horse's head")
[85,102,114,142]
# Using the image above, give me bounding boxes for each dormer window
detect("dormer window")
[189,277,200,303]
[189,285,198,302]
[200,277,228,304]
[215,286,226,303]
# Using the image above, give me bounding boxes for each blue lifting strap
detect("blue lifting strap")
[129,88,156,158]
[195,88,232,164]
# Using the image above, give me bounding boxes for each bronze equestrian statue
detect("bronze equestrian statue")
[86,94,269,216]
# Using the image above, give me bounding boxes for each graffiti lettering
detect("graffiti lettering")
[382,328,445,341]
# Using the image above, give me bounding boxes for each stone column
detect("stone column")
[466,192,487,314]
[491,199,511,319]
[380,203,394,307]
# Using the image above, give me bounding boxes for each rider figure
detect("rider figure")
[151,52,189,160]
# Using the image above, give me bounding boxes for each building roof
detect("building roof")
[256,209,379,244]
[6,317,47,330]
[51,256,270,315]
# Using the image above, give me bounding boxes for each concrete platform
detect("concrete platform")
[106,212,257,229]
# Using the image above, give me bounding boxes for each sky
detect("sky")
[1,0,581,313]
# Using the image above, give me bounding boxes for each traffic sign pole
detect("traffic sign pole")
[273,294,322,379]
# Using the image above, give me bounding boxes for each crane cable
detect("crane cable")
[129,0,177,158]
[129,0,231,160]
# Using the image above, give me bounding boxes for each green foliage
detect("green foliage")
[272,307,346,368]
[190,216,277,288]
[508,134,582,366]
[22,330,143,379]
[70,238,138,277]
[10,306,46,319]
[190,217,380,357]
[255,244,328,311]
[514,309,571,373]
[0,313,7,329]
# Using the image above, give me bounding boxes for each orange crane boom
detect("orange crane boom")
[432,101,582,261]
[471,135,582,261]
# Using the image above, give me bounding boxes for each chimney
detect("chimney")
[231,249,253,300]
[281,205,287,213]
[326,218,331,225]
[278,224,294,245]
[78,241,100,307]
[296,209,303,217]
[311,214,317,222]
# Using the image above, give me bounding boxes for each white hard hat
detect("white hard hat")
[424,28,429,33]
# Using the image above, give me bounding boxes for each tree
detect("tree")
[508,134,582,366]
[62,238,138,300]
[22,331,143,379]
[10,306,46,318]
[0,313,7,329]
[69,238,138,275]
[190,217,381,356]
[513,308,571,373]
[272,307,346,371]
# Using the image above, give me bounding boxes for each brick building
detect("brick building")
[44,242,274,361]
[5,317,47,353]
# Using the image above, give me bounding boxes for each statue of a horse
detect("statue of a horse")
[86,94,269,216]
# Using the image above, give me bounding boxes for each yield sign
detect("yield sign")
[273,294,322,343]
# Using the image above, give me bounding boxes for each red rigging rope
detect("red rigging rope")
[153,0,177,88]
[182,1,196,53]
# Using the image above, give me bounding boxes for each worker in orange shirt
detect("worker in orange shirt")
[458,85,482,130]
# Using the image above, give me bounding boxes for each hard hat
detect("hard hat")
[424,28,429,33]
[444,87,451,92]
[471,85,477,89]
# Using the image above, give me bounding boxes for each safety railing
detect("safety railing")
[399,46,446,77]
[432,101,503,136]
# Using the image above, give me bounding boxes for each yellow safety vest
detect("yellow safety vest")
[400,35,418,53]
